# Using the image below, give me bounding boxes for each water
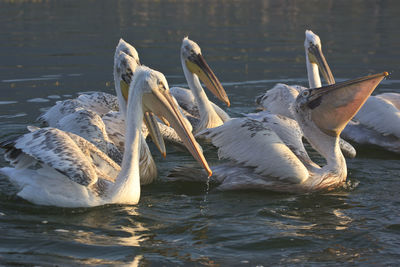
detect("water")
[1,0,400,265]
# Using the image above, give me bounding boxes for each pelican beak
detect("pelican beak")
[120,80,130,101]
[143,112,166,158]
[307,72,388,136]
[308,44,335,85]
[185,54,230,106]
[143,87,212,177]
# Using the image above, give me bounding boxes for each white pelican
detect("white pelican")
[170,37,231,134]
[0,66,211,207]
[198,73,387,192]
[255,30,356,158]
[258,30,400,154]
[38,41,167,185]
[303,30,400,151]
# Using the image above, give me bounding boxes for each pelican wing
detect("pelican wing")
[64,131,120,182]
[377,93,400,110]
[354,95,400,138]
[201,117,309,183]
[37,92,119,127]
[56,109,123,164]
[37,99,83,126]
[2,128,98,186]
[102,111,127,151]
[76,92,119,115]
[342,121,400,154]
[170,87,230,122]
[2,128,121,186]
[246,111,318,168]
[170,87,200,117]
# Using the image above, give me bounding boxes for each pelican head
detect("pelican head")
[304,30,335,85]
[295,72,388,137]
[256,83,302,117]
[181,37,230,106]
[115,38,140,66]
[113,51,167,157]
[136,66,212,176]
[114,51,140,103]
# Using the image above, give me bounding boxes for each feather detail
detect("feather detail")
[201,116,309,183]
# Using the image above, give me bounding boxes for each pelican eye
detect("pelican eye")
[301,90,310,97]
[158,81,167,91]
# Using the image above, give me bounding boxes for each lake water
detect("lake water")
[1,0,400,265]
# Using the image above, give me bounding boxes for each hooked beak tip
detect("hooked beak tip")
[162,152,166,159]
[383,71,389,77]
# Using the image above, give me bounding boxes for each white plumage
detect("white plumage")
[170,37,231,134]
[1,66,210,207]
[189,73,386,192]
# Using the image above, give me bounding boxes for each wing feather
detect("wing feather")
[170,87,199,117]
[201,117,309,183]
[9,128,98,186]
[377,93,400,110]
[354,95,400,138]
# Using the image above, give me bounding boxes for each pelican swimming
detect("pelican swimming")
[255,30,356,158]
[37,40,169,185]
[303,30,400,153]
[196,73,387,192]
[258,30,400,154]
[170,37,231,134]
[0,66,211,207]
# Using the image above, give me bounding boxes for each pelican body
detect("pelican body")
[255,30,356,158]
[199,73,387,192]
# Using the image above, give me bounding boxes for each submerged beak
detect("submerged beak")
[143,88,212,177]
[308,44,335,85]
[308,72,388,136]
[143,112,166,158]
[185,54,230,106]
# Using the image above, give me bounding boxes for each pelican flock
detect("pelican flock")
[0,32,391,207]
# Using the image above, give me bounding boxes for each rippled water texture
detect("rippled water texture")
[1,0,400,265]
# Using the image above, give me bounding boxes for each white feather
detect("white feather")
[354,95,400,138]
[201,117,309,183]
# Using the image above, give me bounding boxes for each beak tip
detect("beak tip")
[207,169,212,177]
[226,100,231,107]
[162,152,166,159]
[383,71,389,77]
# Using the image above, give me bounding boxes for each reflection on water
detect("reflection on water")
[1,0,400,265]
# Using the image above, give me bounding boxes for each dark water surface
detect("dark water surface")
[1,0,400,265]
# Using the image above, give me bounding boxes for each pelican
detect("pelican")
[170,37,231,134]
[38,41,169,185]
[0,66,211,207]
[303,30,400,150]
[255,30,356,158]
[54,50,161,184]
[258,30,400,154]
[197,73,387,192]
